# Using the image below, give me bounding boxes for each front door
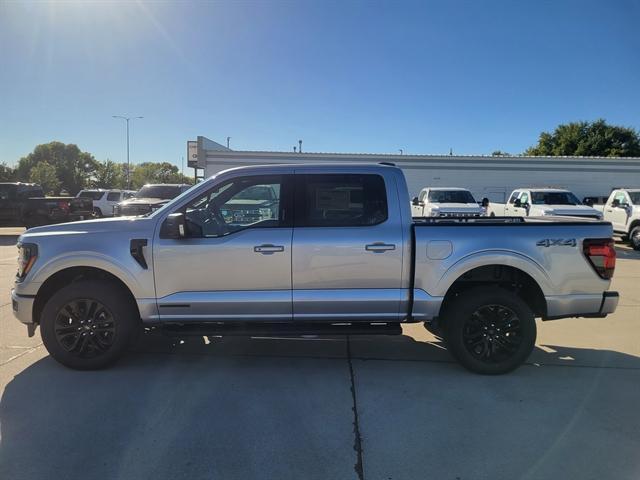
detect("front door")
[291,172,404,322]
[153,174,294,321]
[608,191,630,232]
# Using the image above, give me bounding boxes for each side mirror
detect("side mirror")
[412,197,420,206]
[611,199,620,208]
[160,212,186,239]
[481,197,489,208]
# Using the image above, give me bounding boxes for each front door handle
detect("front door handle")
[365,243,396,253]
[254,244,285,254]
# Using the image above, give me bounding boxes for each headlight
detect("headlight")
[16,243,38,281]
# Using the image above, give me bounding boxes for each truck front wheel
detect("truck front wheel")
[40,280,139,370]
[442,287,536,374]
[630,226,640,251]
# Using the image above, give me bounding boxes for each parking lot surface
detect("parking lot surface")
[1,227,639,479]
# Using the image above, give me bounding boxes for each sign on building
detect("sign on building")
[186,141,198,168]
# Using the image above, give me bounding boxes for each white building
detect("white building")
[191,136,640,202]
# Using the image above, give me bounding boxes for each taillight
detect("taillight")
[583,238,616,279]
[57,200,70,213]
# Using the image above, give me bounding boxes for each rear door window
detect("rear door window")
[106,192,121,201]
[296,174,388,227]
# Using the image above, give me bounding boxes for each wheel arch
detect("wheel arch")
[32,266,140,325]
[438,262,548,319]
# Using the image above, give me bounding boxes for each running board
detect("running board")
[160,322,403,337]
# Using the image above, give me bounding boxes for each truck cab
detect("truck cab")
[595,189,640,250]
[503,188,603,219]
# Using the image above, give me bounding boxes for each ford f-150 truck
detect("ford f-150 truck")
[593,188,640,250]
[411,187,485,218]
[487,188,603,219]
[11,164,619,374]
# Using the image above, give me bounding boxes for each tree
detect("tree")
[16,142,99,194]
[525,119,640,157]
[131,162,193,189]
[93,160,127,189]
[0,163,15,181]
[491,150,510,156]
[29,162,61,195]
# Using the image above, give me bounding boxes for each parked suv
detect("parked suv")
[76,189,136,217]
[113,184,190,216]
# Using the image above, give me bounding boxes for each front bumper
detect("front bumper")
[11,289,35,325]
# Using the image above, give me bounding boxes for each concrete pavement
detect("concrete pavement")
[0,227,639,480]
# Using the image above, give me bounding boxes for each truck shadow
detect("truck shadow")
[1,333,639,479]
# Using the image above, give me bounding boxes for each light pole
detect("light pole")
[112,115,143,189]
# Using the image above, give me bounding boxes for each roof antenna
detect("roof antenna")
[298,139,302,153]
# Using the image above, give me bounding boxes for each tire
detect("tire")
[630,226,640,251]
[93,207,103,218]
[441,286,536,374]
[40,280,139,370]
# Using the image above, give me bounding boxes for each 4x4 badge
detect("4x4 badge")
[537,238,577,247]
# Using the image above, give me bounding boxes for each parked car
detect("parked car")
[0,182,93,228]
[411,187,485,217]
[76,189,136,217]
[593,189,640,250]
[12,164,618,374]
[113,184,190,216]
[487,188,603,219]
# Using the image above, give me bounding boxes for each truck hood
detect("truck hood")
[541,205,602,217]
[19,216,152,240]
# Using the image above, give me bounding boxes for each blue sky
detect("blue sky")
[1,0,639,168]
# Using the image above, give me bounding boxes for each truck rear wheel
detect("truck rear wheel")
[40,280,139,370]
[630,226,640,251]
[442,286,536,374]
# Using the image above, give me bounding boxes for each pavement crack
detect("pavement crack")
[347,335,365,480]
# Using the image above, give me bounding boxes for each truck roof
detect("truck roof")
[422,187,471,191]
[216,162,401,176]
[519,188,572,193]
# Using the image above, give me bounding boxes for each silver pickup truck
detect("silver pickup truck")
[11,164,619,374]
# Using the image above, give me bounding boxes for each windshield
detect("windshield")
[629,192,640,204]
[78,191,104,200]
[136,185,183,200]
[428,190,476,204]
[531,191,582,205]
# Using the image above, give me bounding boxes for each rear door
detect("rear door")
[291,172,404,321]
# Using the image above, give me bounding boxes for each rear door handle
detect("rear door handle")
[365,243,396,253]
[254,244,285,254]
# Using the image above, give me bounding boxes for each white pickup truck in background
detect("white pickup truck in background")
[411,187,486,217]
[487,188,603,220]
[593,189,640,250]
